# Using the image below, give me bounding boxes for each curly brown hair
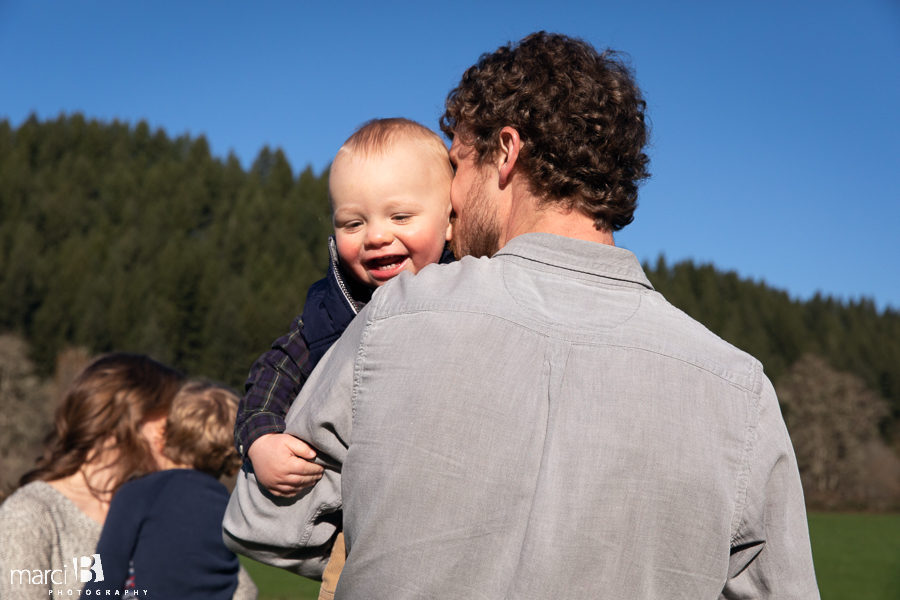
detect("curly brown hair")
[163,381,241,478]
[440,31,650,231]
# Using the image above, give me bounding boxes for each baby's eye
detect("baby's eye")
[341,220,363,230]
[392,214,413,223]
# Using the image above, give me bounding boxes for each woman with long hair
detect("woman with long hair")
[0,352,184,599]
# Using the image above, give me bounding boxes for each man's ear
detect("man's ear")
[497,126,521,187]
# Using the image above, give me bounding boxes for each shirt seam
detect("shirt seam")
[500,259,646,331]
[350,295,382,422]
[502,343,570,599]
[729,363,763,545]
[372,307,758,393]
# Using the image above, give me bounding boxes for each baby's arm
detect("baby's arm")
[224,308,361,577]
[234,315,307,455]
[235,314,324,496]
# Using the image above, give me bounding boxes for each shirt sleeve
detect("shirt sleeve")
[223,306,363,579]
[234,314,312,457]
[721,376,820,599]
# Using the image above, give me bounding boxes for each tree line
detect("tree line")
[0,113,333,386]
[2,114,898,508]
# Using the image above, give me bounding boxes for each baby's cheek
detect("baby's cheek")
[334,236,359,265]
[417,246,446,273]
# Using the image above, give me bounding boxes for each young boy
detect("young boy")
[232,118,454,598]
[91,381,257,599]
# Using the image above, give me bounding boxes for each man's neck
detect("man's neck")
[500,190,615,248]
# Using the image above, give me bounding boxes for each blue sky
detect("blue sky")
[2,0,898,310]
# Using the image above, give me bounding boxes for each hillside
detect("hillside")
[2,114,898,508]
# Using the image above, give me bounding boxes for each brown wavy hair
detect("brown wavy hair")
[20,353,184,495]
[162,381,241,478]
[440,31,650,231]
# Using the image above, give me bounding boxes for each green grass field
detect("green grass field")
[240,557,320,600]
[808,513,900,600]
[243,513,900,599]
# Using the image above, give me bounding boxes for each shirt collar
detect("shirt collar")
[493,232,654,291]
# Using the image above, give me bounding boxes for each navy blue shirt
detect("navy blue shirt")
[92,469,241,599]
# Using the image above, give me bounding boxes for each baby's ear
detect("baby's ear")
[445,201,453,242]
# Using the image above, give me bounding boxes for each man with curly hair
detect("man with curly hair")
[225,32,819,599]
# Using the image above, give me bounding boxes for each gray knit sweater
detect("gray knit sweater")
[0,481,102,599]
[0,480,258,599]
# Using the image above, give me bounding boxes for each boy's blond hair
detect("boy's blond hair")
[163,381,241,478]
[336,117,452,177]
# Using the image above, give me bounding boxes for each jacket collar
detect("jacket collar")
[327,236,371,314]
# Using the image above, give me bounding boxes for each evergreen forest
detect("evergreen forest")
[2,114,898,508]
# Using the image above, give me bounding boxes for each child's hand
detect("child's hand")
[247,433,325,497]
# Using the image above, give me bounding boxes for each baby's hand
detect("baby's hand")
[247,433,325,497]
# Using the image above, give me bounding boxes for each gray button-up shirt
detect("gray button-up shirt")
[224,233,819,599]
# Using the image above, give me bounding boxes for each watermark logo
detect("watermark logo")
[8,553,103,586]
[75,553,104,583]
[9,553,147,596]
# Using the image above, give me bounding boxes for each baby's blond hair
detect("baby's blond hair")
[163,381,241,478]
[336,117,451,176]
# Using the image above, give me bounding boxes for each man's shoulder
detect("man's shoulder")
[371,255,496,314]
[636,291,765,393]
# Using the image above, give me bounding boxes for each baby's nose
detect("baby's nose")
[366,223,393,245]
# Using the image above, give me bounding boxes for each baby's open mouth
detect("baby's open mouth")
[365,255,408,271]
